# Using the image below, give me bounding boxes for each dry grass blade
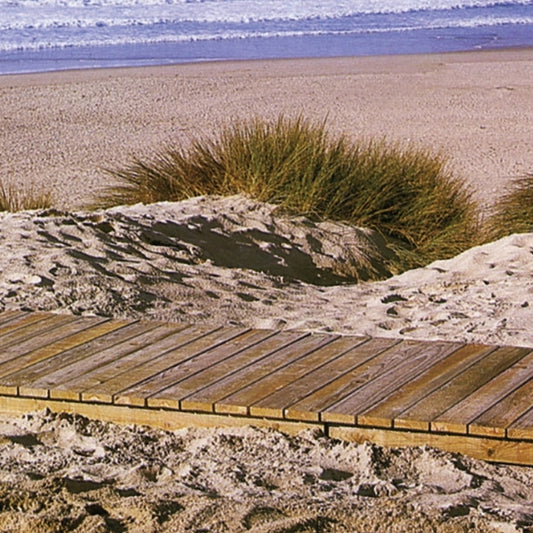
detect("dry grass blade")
[94,115,481,279]
[0,181,52,212]
[485,174,533,240]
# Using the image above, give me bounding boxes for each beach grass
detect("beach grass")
[0,181,52,212]
[484,174,533,240]
[96,116,481,276]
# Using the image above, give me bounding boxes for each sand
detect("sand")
[0,50,532,532]
[0,196,531,348]
[1,49,533,210]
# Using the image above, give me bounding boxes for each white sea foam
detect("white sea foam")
[0,0,531,55]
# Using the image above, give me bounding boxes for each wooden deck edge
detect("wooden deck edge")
[0,394,532,466]
[329,425,533,466]
[0,395,320,435]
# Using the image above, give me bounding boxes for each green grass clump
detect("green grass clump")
[97,116,480,276]
[0,181,52,212]
[484,174,533,241]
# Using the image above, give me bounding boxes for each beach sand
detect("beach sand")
[0,50,532,532]
[1,49,532,210]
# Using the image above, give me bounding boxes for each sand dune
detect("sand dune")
[0,196,531,531]
[1,196,531,348]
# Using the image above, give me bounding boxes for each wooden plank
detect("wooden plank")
[153,331,308,412]
[432,348,533,435]
[40,323,179,400]
[469,378,533,438]
[0,395,321,437]
[0,311,50,335]
[81,325,244,404]
[358,344,497,428]
[0,318,125,395]
[0,312,73,348]
[178,334,333,416]
[212,335,339,416]
[0,318,125,394]
[0,310,28,327]
[322,341,461,425]
[250,337,398,421]
[394,346,530,431]
[116,328,277,409]
[240,336,369,419]
[507,407,533,441]
[329,425,533,466]
[285,339,441,423]
[0,315,90,365]
[111,326,251,407]
[0,320,147,397]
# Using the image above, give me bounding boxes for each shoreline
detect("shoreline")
[2,46,533,84]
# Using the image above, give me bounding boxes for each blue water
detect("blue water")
[0,0,532,74]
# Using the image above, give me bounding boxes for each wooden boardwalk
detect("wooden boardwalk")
[0,310,531,465]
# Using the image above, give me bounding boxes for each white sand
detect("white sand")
[0,409,531,532]
[0,196,531,347]
[0,51,532,531]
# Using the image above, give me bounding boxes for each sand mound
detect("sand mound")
[0,195,531,347]
[0,409,530,532]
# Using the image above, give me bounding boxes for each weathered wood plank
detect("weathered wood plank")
[322,341,461,425]
[0,313,76,350]
[178,334,333,416]
[469,378,533,438]
[0,311,531,466]
[0,316,111,373]
[0,311,51,336]
[432,348,533,435]
[42,323,179,400]
[285,340,445,424]
[0,320,144,397]
[242,336,369,419]
[507,407,533,441]
[251,337,398,421]
[329,425,533,466]
[358,344,497,429]
[0,310,28,328]
[112,327,250,407]
[12,319,132,396]
[212,334,338,416]
[393,346,530,431]
[154,331,308,412]
[81,325,245,404]
[117,329,277,409]
[0,315,92,366]
[0,318,125,395]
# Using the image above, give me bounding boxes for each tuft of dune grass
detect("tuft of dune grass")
[484,174,533,241]
[0,181,52,212]
[96,116,481,277]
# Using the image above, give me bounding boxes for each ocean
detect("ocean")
[0,0,532,74]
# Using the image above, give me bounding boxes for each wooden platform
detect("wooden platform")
[0,310,531,465]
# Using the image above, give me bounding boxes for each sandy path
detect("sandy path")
[1,49,532,210]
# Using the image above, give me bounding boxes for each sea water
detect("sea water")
[0,0,532,74]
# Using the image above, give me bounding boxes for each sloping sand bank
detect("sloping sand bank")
[0,196,531,347]
[0,196,531,531]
